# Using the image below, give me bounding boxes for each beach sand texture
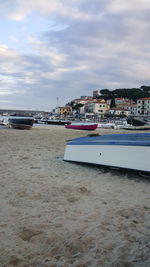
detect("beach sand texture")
[0,125,150,267]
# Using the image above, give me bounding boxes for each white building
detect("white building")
[72,97,97,114]
[115,98,126,105]
[84,101,109,116]
[117,103,137,115]
[137,97,150,115]
[108,108,130,117]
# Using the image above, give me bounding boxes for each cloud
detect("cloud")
[0,1,150,109]
[107,0,150,13]
[0,0,150,22]
[0,0,97,21]
[9,35,18,42]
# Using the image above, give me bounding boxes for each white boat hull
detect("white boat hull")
[64,144,150,172]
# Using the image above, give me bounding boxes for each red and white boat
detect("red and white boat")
[65,122,97,130]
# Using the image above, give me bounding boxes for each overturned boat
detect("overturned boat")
[127,116,147,126]
[8,116,34,130]
[64,133,150,173]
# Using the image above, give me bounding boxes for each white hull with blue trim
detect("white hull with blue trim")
[64,133,150,172]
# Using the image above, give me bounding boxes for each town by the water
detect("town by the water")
[0,87,150,128]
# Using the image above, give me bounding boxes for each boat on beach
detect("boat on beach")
[8,116,34,130]
[64,133,150,173]
[0,119,7,126]
[123,117,150,130]
[123,125,150,131]
[127,116,147,126]
[65,122,98,130]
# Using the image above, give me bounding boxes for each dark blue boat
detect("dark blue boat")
[8,116,34,130]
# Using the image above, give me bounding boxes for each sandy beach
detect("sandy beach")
[0,125,150,267]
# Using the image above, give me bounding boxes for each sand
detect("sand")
[0,125,150,267]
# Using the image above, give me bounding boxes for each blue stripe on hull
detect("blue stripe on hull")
[67,133,150,147]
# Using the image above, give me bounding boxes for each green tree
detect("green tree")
[140,85,150,96]
[110,97,116,108]
[73,103,84,110]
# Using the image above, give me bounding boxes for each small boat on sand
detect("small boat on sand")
[0,119,7,126]
[64,133,150,173]
[127,116,147,126]
[8,116,34,130]
[123,125,150,131]
[65,122,97,131]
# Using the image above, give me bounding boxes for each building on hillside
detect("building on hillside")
[106,99,111,105]
[108,107,130,117]
[84,100,109,117]
[73,97,94,105]
[116,103,137,115]
[73,99,86,105]
[137,97,150,115]
[69,97,97,115]
[93,90,100,98]
[80,96,93,100]
[115,98,126,105]
[115,98,136,105]
[71,97,97,114]
[55,106,72,115]
[78,105,85,115]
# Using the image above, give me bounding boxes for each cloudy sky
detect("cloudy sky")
[0,0,150,111]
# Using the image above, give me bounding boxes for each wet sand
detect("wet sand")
[0,125,150,267]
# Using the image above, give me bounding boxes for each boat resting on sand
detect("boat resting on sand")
[65,122,98,131]
[123,125,150,131]
[8,116,34,130]
[64,133,150,173]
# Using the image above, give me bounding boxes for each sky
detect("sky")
[0,0,150,111]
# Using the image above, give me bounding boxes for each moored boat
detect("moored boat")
[65,122,98,130]
[0,119,7,126]
[64,133,150,173]
[42,119,71,125]
[123,125,150,131]
[8,116,34,130]
[127,116,147,126]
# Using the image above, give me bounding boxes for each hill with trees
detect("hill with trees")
[97,85,150,102]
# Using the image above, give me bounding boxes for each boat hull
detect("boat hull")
[8,117,34,130]
[44,120,71,125]
[123,125,150,131]
[9,123,33,130]
[127,116,147,126]
[64,133,150,173]
[65,124,97,130]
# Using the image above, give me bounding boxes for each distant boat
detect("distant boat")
[123,125,150,131]
[0,119,7,126]
[97,122,116,129]
[42,119,71,125]
[8,116,34,130]
[65,122,98,130]
[127,116,147,126]
[64,133,150,173]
